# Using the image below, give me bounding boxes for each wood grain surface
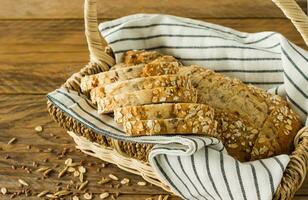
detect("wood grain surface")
[0,19,306,95]
[0,0,307,199]
[0,0,306,19]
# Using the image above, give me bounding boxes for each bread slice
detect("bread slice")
[111,55,180,70]
[149,55,180,65]
[81,62,180,92]
[248,86,302,160]
[215,109,259,161]
[89,87,105,104]
[123,117,218,136]
[141,61,179,77]
[180,65,302,161]
[114,103,214,123]
[81,64,143,92]
[122,50,162,65]
[90,75,192,104]
[109,63,128,70]
[97,86,198,114]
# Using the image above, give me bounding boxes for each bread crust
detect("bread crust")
[215,110,259,161]
[249,89,302,160]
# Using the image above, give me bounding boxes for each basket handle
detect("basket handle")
[272,0,308,46]
[84,0,115,70]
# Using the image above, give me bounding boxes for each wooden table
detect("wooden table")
[0,0,307,199]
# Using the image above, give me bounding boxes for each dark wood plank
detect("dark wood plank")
[298,178,308,195]
[1,19,305,45]
[0,0,306,19]
[0,63,84,94]
[0,19,306,94]
[0,126,170,197]
[0,95,55,129]
[294,196,308,200]
[0,193,178,200]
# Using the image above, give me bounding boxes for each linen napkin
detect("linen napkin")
[47,14,308,200]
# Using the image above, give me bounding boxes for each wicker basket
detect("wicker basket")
[47,0,308,199]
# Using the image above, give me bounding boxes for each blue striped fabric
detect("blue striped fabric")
[47,14,308,200]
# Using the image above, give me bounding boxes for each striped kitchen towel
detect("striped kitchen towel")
[47,14,308,200]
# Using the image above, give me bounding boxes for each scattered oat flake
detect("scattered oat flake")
[99,192,109,199]
[108,174,119,181]
[84,193,92,200]
[120,178,130,185]
[74,170,80,177]
[58,166,68,178]
[68,162,79,167]
[67,167,75,172]
[1,187,7,195]
[79,173,84,183]
[18,179,29,186]
[43,168,53,176]
[163,195,169,200]
[78,180,88,191]
[137,181,146,186]
[37,167,49,173]
[54,190,72,197]
[35,126,43,132]
[7,138,16,145]
[98,177,111,185]
[73,196,79,200]
[37,190,49,197]
[46,194,58,199]
[65,158,73,166]
[158,195,163,200]
[78,166,86,173]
